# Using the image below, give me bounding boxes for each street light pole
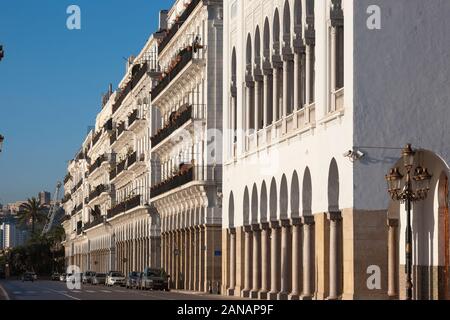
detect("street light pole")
[386,144,432,300]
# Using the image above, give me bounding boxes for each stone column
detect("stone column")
[289,218,301,300]
[268,222,280,300]
[305,45,312,106]
[263,74,270,128]
[294,53,300,111]
[328,212,341,300]
[251,225,261,298]
[228,228,236,296]
[245,83,253,132]
[301,216,314,299]
[272,68,279,123]
[241,226,252,298]
[259,223,270,299]
[199,226,205,292]
[278,220,290,300]
[388,219,399,298]
[255,80,261,131]
[282,61,289,118]
[330,27,337,112]
[184,229,189,290]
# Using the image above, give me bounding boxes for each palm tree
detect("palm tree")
[18,198,47,235]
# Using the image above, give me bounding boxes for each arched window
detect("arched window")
[231,48,237,144]
[331,0,344,90]
[245,34,255,131]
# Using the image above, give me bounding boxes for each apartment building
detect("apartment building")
[149,0,224,293]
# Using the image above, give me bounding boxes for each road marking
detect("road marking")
[0,284,11,300]
[86,290,96,293]
[13,291,22,295]
[100,290,111,293]
[46,288,81,301]
[26,291,37,294]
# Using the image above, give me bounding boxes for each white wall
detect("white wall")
[353,0,450,211]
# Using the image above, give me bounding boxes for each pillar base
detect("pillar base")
[267,292,279,300]
[241,289,251,298]
[258,291,269,300]
[326,295,339,301]
[227,288,235,296]
[277,292,289,300]
[250,290,260,299]
[288,293,300,300]
[300,294,313,300]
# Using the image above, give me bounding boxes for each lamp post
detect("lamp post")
[385,144,432,300]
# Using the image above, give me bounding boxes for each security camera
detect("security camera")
[343,149,365,162]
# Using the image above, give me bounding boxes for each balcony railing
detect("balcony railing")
[117,122,126,138]
[61,193,71,204]
[92,130,103,147]
[71,180,83,194]
[89,155,106,175]
[158,0,201,53]
[107,195,142,220]
[84,217,104,231]
[128,109,139,127]
[151,104,195,148]
[151,47,193,100]
[150,166,194,198]
[112,62,148,115]
[88,184,109,202]
[64,173,72,184]
[127,151,137,168]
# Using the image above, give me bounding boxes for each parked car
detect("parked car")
[125,272,142,289]
[51,272,60,281]
[21,272,35,282]
[82,271,96,284]
[59,273,67,282]
[92,273,107,285]
[106,271,126,287]
[140,268,170,291]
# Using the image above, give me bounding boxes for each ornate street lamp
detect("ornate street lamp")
[385,144,432,300]
[0,134,4,153]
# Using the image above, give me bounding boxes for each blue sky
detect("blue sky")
[0,0,173,204]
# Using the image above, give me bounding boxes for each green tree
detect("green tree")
[17,197,47,235]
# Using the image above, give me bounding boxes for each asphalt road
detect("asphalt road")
[0,280,235,301]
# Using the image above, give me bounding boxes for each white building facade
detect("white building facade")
[150,0,224,292]
[222,0,450,300]
[62,35,161,275]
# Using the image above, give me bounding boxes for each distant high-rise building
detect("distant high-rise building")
[39,191,51,205]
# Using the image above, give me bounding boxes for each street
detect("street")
[0,280,235,301]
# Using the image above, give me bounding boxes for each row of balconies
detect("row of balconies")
[106,194,142,220]
[84,216,105,231]
[157,0,201,54]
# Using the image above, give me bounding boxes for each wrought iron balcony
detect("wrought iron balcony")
[150,166,194,198]
[151,47,193,100]
[107,195,142,220]
[88,184,109,203]
[112,62,148,115]
[64,173,72,184]
[128,109,139,127]
[92,130,103,147]
[157,0,201,54]
[89,154,106,175]
[151,104,193,148]
[84,216,104,231]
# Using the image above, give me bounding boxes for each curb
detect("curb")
[0,282,10,301]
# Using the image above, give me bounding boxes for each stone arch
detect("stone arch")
[243,187,250,226]
[246,34,252,70]
[273,9,281,54]
[263,18,271,58]
[280,174,289,219]
[291,170,300,217]
[327,158,340,212]
[251,184,258,224]
[294,0,302,26]
[269,177,278,221]
[228,192,235,228]
[302,167,312,216]
[283,0,292,38]
[260,181,268,223]
[254,26,261,64]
